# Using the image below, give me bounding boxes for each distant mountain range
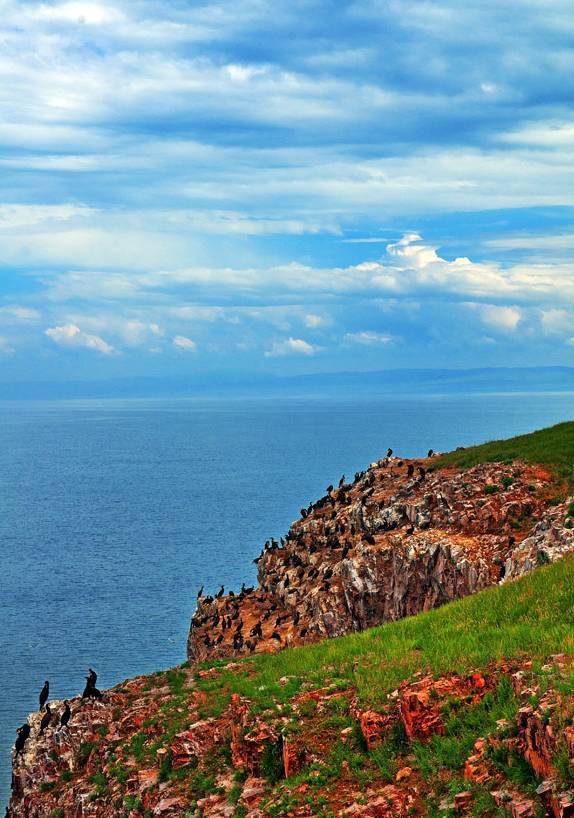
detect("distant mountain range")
[1,366,574,400]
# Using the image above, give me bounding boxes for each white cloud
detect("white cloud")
[264,337,320,357]
[540,308,572,334]
[172,334,197,351]
[344,331,393,345]
[0,306,41,322]
[478,305,522,331]
[44,323,115,354]
[304,313,326,328]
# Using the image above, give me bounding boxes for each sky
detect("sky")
[0,0,574,382]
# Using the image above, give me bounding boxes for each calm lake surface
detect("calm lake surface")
[2,393,574,804]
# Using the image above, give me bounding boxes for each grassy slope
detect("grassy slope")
[199,420,574,712]
[434,420,574,484]
[199,551,574,713]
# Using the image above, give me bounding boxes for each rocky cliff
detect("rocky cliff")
[8,445,574,818]
[187,454,573,662]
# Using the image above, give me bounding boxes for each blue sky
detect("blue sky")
[1,0,574,381]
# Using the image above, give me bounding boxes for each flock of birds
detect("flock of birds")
[14,669,102,758]
[191,448,436,657]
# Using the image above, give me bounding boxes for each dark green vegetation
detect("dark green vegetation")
[435,420,574,485]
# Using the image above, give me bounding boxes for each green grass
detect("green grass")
[197,553,574,713]
[434,420,574,485]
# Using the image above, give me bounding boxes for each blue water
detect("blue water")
[1,393,574,806]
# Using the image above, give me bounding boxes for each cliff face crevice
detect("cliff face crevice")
[187,455,573,662]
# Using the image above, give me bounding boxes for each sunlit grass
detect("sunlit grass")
[434,420,574,485]
[196,553,574,713]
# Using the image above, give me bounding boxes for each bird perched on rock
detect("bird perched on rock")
[270,631,282,642]
[39,705,52,736]
[87,668,97,686]
[407,463,414,477]
[387,448,393,457]
[39,681,49,711]
[418,466,426,480]
[14,724,31,757]
[216,585,224,598]
[338,474,345,487]
[196,585,204,599]
[60,701,71,728]
[427,449,434,458]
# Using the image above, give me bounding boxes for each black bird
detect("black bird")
[326,484,333,494]
[300,508,307,519]
[338,474,345,487]
[364,533,375,545]
[14,724,31,757]
[407,463,414,478]
[197,585,204,599]
[299,628,308,638]
[39,705,52,736]
[216,585,224,598]
[39,681,49,711]
[427,449,434,458]
[87,668,97,686]
[215,633,224,645]
[387,448,393,457]
[60,701,71,728]
[324,567,333,580]
[293,611,300,626]
[270,631,282,642]
[418,466,426,480]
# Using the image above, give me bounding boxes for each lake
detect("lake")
[1,392,574,805]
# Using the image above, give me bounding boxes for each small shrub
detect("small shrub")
[40,781,57,793]
[484,484,500,495]
[501,476,515,489]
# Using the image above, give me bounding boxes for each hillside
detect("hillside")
[8,422,574,818]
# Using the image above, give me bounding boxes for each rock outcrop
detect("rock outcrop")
[9,656,574,818]
[188,456,573,662]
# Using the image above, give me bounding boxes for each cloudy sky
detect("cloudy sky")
[1,0,573,381]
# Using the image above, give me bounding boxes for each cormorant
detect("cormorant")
[270,631,282,642]
[39,705,51,736]
[407,464,414,477]
[39,681,49,711]
[418,467,426,479]
[216,585,224,598]
[14,724,31,757]
[60,701,71,728]
[387,448,393,457]
[338,474,345,487]
[326,484,333,494]
[428,449,434,458]
[88,668,97,686]
[197,586,204,599]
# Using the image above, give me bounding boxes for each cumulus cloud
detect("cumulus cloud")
[477,305,522,332]
[264,337,320,357]
[172,335,197,351]
[540,308,573,335]
[44,324,115,354]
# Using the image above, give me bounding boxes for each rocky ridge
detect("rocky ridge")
[188,455,573,663]
[9,653,574,818]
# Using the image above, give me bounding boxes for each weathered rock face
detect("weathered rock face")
[11,655,574,818]
[188,456,573,662]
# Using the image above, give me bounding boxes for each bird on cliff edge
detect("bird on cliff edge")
[39,705,52,736]
[39,680,49,711]
[14,724,31,757]
[387,448,393,457]
[60,701,71,729]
